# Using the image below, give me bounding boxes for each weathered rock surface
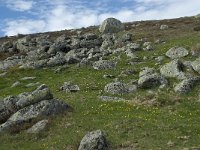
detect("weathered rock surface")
[93,60,117,70]
[99,18,124,34]
[160,59,186,79]
[0,85,71,133]
[78,130,108,150]
[166,47,189,59]
[174,77,200,93]
[160,25,169,30]
[138,67,168,88]
[27,119,48,133]
[192,57,200,74]
[104,82,137,94]
[60,82,80,92]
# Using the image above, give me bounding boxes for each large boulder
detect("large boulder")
[138,67,168,88]
[160,59,186,79]
[174,77,200,93]
[78,130,108,150]
[192,57,200,74]
[93,60,117,70]
[104,82,137,94]
[99,18,124,34]
[165,47,189,59]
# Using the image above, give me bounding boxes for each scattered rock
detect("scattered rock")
[104,82,137,94]
[99,96,125,101]
[174,77,200,93]
[0,72,7,77]
[99,18,125,34]
[160,59,186,79]
[160,25,169,30]
[138,67,168,89]
[27,119,48,134]
[166,47,189,59]
[11,81,21,88]
[60,81,80,92]
[78,130,108,150]
[192,57,200,74]
[93,60,117,70]
[20,77,36,81]
[103,74,115,79]
[25,82,40,88]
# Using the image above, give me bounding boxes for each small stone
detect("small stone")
[160,25,169,30]
[60,81,80,92]
[93,60,117,70]
[11,81,21,88]
[27,120,48,134]
[78,130,108,150]
[20,77,36,81]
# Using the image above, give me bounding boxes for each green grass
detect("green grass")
[0,28,200,150]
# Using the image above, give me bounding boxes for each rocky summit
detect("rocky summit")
[0,16,200,150]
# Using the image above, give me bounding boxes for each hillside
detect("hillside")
[0,16,200,150]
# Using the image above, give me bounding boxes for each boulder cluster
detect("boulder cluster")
[0,84,71,133]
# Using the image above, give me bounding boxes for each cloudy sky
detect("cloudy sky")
[0,0,200,37]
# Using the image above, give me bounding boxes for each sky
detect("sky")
[0,0,200,37]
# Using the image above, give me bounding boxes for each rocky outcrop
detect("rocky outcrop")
[78,130,108,150]
[99,18,124,34]
[138,67,168,88]
[160,59,186,79]
[174,77,200,93]
[0,85,71,133]
[104,82,137,94]
[165,47,189,59]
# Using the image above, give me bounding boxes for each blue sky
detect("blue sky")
[0,0,200,37]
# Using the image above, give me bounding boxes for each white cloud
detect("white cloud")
[3,19,46,36]
[6,0,34,11]
[2,0,200,36]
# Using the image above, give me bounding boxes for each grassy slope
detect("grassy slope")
[0,17,200,150]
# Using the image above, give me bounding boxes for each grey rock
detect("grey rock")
[160,25,169,30]
[155,56,165,62]
[47,52,66,67]
[160,59,186,79]
[0,84,53,123]
[0,41,13,53]
[25,82,40,88]
[192,57,200,74]
[60,81,80,92]
[0,72,7,77]
[27,119,48,133]
[80,39,102,49]
[16,36,35,53]
[126,43,141,51]
[0,99,70,133]
[174,77,200,93]
[78,130,108,150]
[11,81,21,88]
[138,68,168,88]
[99,18,124,34]
[104,82,137,94]
[99,96,125,101]
[20,77,36,81]
[93,60,117,70]
[83,33,98,40]
[166,47,189,59]
[0,58,22,70]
